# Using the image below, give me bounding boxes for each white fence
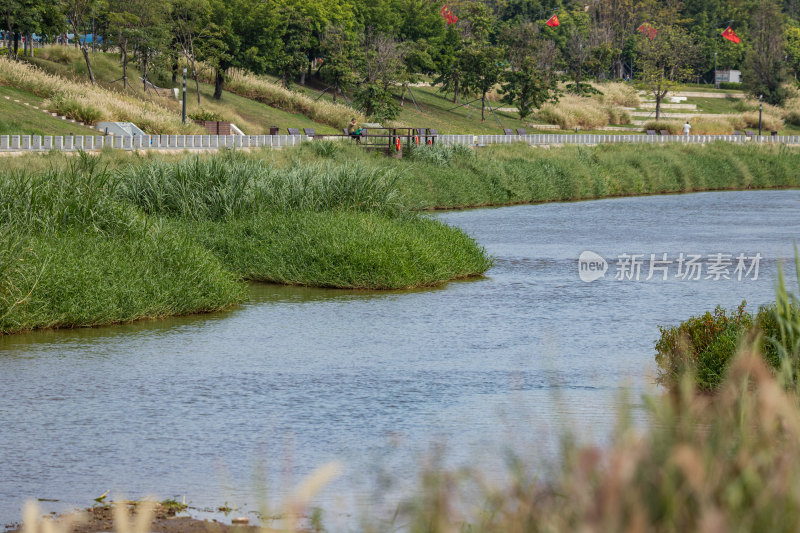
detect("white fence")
[1,133,798,153]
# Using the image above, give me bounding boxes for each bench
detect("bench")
[659,130,670,136]
[744,130,755,137]
[287,128,301,136]
[516,128,527,135]
[503,128,515,135]
[303,128,316,137]
[646,130,657,136]
[733,130,742,136]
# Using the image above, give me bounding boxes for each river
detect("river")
[1,190,798,528]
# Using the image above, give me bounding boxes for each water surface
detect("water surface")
[1,190,798,528]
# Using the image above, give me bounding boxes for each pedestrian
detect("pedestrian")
[683,121,691,137]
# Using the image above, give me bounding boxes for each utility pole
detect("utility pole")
[182,67,187,125]
[758,94,763,137]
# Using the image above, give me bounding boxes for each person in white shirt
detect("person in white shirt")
[683,121,691,136]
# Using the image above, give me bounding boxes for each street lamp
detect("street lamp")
[182,67,187,125]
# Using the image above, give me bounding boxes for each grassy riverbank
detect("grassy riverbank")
[0,152,490,334]
[2,141,798,334]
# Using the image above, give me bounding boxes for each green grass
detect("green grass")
[389,142,800,209]
[689,96,750,115]
[0,86,98,136]
[185,211,490,289]
[0,150,491,334]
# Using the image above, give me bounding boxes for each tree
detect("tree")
[353,32,406,121]
[786,24,800,80]
[61,0,101,83]
[564,26,591,94]
[171,0,211,103]
[460,43,504,122]
[635,25,698,120]
[501,55,558,120]
[433,24,463,103]
[319,25,357,103]
[107,0,140,90]
[202,0,277,99]
[743,0,789,105]
[269,5,312,88]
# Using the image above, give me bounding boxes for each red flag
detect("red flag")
[721,26,741,44]
[637,22,657,39]
[546,14,559,27]
[441,5,457,25]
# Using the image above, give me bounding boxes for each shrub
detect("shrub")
[719,81,743,90]
[188,109,223,122]
[655,302,753,392]
[642,120,681,134]
[656,266,800,393]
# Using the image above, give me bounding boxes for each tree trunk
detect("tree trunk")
[214,69,224,99]
[481,91,486,121]
[193,67,201,105]
[142,57,148,92]
[80,45,95,84]
[122,46,128,89]
[453,79,459,103]
[333,81,338,103]
[655,93,662,120]
[13,32,18,59]
[172,61,178,84]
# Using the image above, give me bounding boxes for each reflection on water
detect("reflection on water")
[1,190,799,527]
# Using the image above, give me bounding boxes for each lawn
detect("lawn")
[0,86,99,136]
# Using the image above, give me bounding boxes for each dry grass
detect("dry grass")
[534,94,631,129]
[595,82,641,107]
[0,55,200,134]
[224,69,364,130]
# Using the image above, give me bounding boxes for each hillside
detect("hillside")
[25,48,341,135]
[0,86,98,136]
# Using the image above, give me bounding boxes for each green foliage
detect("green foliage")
[119,152,404,219]
[409,143,474,167]
[564,83,603,96]
[188,109,223,121]
[655,303,753,392]
[353,84,401,122]
[635,25,698,119]
[655,252,800,393]
[719,81,743,90]
[743,0,790,105]
[501,56,559,120]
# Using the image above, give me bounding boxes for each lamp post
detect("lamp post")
[758,94,763,137]
[182,67,187,125]
[714,51,718,89]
